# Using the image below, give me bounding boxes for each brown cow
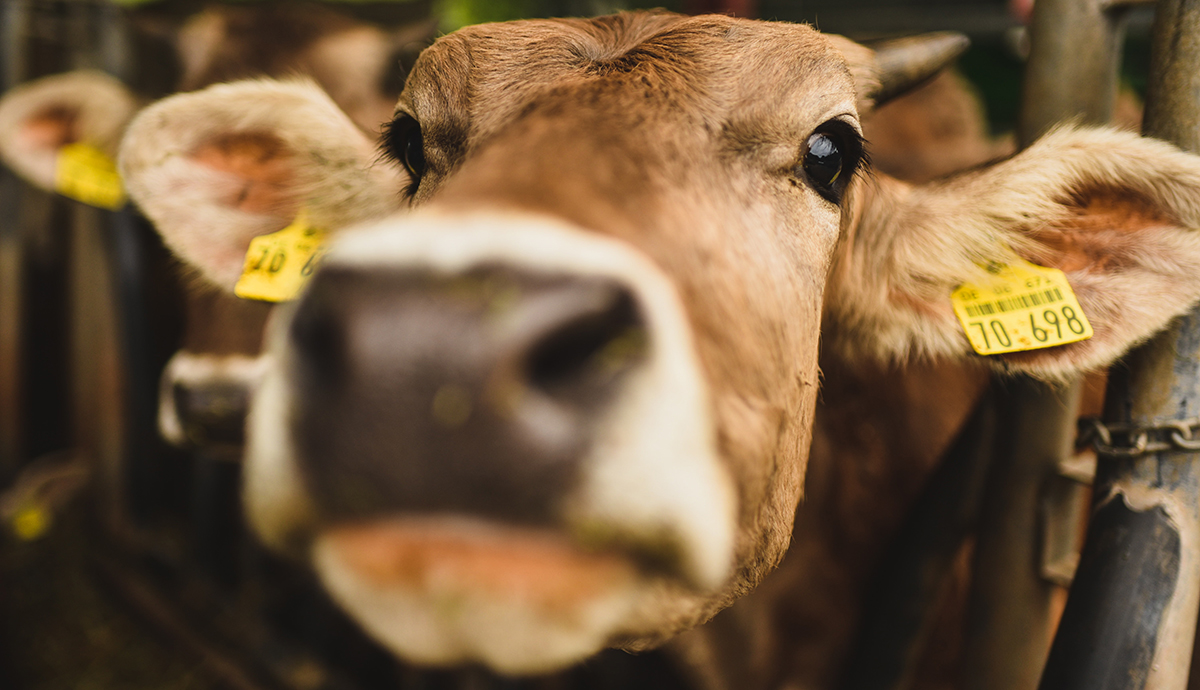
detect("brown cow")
[117,10,1200,687]
[0,2,428,449]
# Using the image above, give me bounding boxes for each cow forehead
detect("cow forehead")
[400,13,857,150]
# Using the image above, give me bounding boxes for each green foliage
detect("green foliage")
[436,0,543,28]
[111,0,430,6]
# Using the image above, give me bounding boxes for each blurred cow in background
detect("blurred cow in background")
[0,2,431,452]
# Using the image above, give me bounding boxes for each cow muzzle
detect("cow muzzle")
[158,351,268,449]
[287,262,645,524]
[242,211,736,672]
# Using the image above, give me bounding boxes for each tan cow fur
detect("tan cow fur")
[119,10,1200,686]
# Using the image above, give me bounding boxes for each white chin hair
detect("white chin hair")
[312,534,640,675]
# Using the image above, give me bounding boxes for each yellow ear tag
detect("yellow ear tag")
[234,210,326,302]
[12,503,50,541]
[54,142,126,210]
[951,259,1093,355]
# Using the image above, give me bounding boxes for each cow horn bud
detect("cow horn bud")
[870,32,970,105]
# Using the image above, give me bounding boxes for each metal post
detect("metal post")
[964,0,1132,688]
[0,0,30,477]
[1039,2,1200,688]
[55,0,129,532]
[1018,0,1128,146]
[965,379,1081,690]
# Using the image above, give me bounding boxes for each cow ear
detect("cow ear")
[119,79,408,291]
[0,70,139,190]
[825,125,1200,380]
[828,32,971,113]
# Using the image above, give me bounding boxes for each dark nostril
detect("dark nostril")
[172,380,251,447]
[525,285,647,399]
[287,265,650,524]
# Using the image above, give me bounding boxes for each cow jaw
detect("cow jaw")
[243,211,738,670]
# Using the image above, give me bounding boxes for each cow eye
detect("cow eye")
[801,122,864,204]
[382,115,426,188]
[805,134,842,187]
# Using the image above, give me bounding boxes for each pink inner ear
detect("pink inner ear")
[1026,187,1175,274]
[21,106,77,150]
[189,131,299,215]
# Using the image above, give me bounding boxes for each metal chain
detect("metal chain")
[1076,416,1200,458]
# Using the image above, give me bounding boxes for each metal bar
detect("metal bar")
[96,1,159,531]
[965,379,1081,690]
[964,0,1130,687]
[97,1,129,82]
[0,173,20,478]
[1039,2,1200,688]
[1018,0,1128,146]
[111,209,164,526]
[1142,0,1200,146]
[1039,340,1200,690]
[2,0,30,88]
[0,0,30,477]
[68,201,128,534]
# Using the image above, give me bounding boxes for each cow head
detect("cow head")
[118,11,1200,675]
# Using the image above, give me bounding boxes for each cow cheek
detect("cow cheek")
[715,394,785,524]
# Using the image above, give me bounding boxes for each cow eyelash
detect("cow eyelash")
[799,119,867,205]
[380,115,426,197]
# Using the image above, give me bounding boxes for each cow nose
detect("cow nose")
[286,265,649,525]
[158,352,267,449]
[172,379,251,447]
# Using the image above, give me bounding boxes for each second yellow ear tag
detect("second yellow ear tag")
[951,259,1093,355]
[11,502,50,541]
[54,142,126,210]
[234,210,326,302]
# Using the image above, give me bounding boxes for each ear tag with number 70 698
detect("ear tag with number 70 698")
[950,259,1093,355]
[234,210,326,302]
